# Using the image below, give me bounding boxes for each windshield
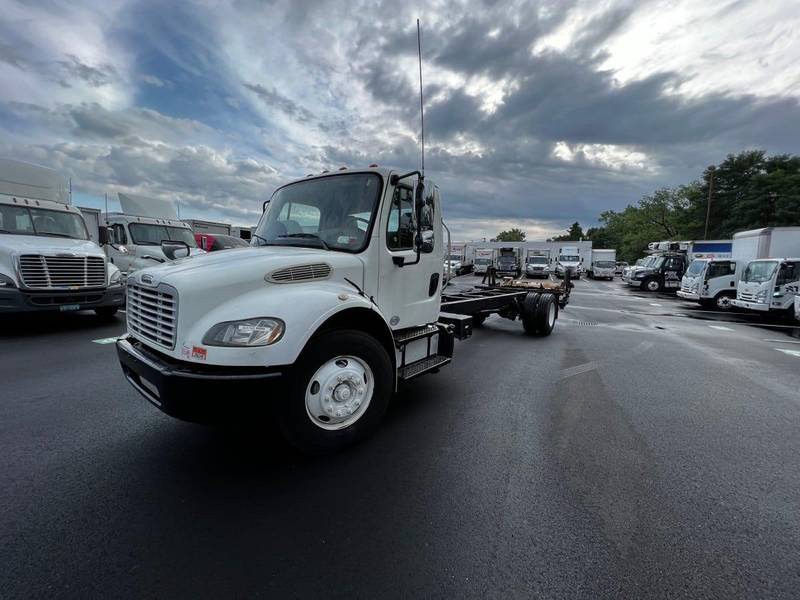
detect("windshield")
[447,254,463,261]
[475,258,491,265]
[129,223,197,247]
[650,256,666,268]
[560,255,579,262]
[743,261,779,283]
[528,257,548,264]
[498,256,515,263]
[595,261,615,268]
[254,173,382,252]
[686,260,706,277]
[0,204,89,239]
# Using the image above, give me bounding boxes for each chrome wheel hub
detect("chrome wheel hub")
[305,355,374,430]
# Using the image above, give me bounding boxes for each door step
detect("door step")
[398,354,451,380]
[393,324,439,346]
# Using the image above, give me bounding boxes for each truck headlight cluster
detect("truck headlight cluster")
[109,269,122,285]
[203,318,285,347]
[755,289,767,302]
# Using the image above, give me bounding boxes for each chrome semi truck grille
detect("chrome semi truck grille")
[18,255,106,289]
[127,283,177,349]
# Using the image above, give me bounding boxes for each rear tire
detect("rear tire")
[279,330,393,454]
[534,293,557,336]
[521,292,541,335]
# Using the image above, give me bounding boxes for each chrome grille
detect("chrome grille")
[268,263,331,283]
[127,283,177,349]
[738,292,757,302]
[18,255,106,289]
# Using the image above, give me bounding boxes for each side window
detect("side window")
[777,262,799,285]
[386,185,414,250]
[665,257,682,270]
[707,261,734,279]
[112,224,127,244]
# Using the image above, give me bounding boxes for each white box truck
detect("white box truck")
[730,228,800,315]
[104,193,205,278]
[116,167,573,453]
[678,238,754,310]
[444,242,473,275]
[586,249,616,280]
[0,158,124,317]
[555,246,581,279]
[524,249,550,278]
[473,248,496,275]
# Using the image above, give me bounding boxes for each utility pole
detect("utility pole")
[704,166,715,240]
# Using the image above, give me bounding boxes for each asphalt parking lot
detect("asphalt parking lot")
[3,276,800,599]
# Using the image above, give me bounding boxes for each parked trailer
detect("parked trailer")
[730,227,800,315]
[587,249,616,280]
[116,167,569,454]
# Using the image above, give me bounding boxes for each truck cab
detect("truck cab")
[677,258,738,310]
[116,168,449,452]
[555,247,580,279]
[525,252,549,278]
[496,247,521,277]
[473,248,496,275]
[0,158,124,317]
[104,194,204,278]
[587,249,616,280]
[626,252,685,292]
[732,259,800,314]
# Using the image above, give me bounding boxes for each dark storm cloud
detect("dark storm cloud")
[244,82,315,122]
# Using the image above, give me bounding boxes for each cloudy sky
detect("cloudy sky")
[1,0,799,239]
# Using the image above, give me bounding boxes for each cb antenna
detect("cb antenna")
[417,18,425,177]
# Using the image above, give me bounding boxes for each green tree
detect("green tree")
[551,221,584,241]
[495,228,526,242]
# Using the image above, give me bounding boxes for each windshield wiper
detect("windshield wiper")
[252,233,269,246]
[277,233,330,250]
[37,232,77,239]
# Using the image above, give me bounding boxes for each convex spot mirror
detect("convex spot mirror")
[161,240,190,260]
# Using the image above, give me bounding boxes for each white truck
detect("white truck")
[730,227,800,316]
[104,193,205,278]
[524,249,550,279]
[473,248,496,275]
[444,242,473,275]
[555,246,581,279]
[0,158,124,317]
[678,237,756,310]
[586,249,616,280]
[115,168,570,453]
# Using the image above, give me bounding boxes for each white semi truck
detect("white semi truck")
[473,248,496,275]
[104,193,205,278]
[524,249,550,279]
[116,168,571,452]
[586,249,616,280]
[730,228,800,316]
[555,246,581,279]
[0,158,124,317]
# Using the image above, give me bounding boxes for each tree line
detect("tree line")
[498,150,800,263]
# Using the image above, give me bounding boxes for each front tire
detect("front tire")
[643,278,662,292]
[714,292,734,311]
[279,330,393,454]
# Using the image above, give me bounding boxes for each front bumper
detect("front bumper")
[731,299,769,312]
[0,284,125,314]
[676,290,700,301]
[627,279,643,288]
[117,336,287,423]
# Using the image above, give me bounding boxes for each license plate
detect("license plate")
[59,304,81,312]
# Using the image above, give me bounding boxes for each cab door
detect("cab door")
[662,256,684,289]
[376,179,442,330]
[106,223,134,274]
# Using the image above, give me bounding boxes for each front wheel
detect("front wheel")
[715,292,735,311]
[279,330,393,454]
[643,278,662,292]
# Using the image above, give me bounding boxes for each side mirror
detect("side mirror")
[161,240,190,260]
[420,229,434,253]
[99,226,110,245]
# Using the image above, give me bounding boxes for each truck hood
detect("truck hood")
[132,246,364,296]
[0,234,104,257]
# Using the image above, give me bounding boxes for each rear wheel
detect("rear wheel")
[534,293,557,336]
[521,292,540,334]
[279,330,393,454]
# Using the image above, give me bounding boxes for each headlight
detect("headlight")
[203,318,285,347]
[755,290,767,301]
[110,269,122,284]
[0,274,16,288]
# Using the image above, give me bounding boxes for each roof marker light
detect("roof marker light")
[338,166,347,171]
[321,170,330,174]
[368,163,379,168]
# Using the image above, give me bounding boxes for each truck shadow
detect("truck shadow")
[0,311,125,339]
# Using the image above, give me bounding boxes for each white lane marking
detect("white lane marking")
[708,325,734,331]
[649,302,662,307]
[763,339,800,344]
[776,349,800,358]
[92,336,122,345]
[559,361,598,379]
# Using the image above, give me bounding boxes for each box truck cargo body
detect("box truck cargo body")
[474,248,497,274]
[730,228,800,314]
